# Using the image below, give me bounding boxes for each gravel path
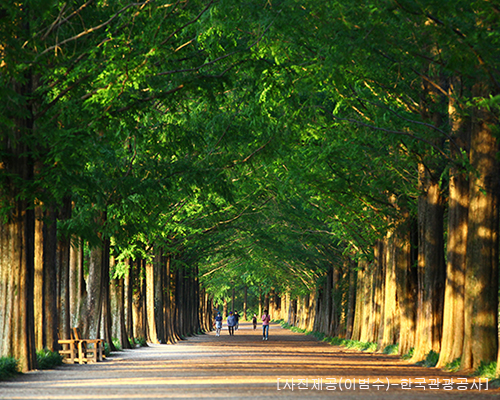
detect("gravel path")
[0,322,497,399]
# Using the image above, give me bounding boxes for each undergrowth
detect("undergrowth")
[0,357,19,380]
[443,358,461,373]
[36,348,63,370]
[383,344,399,355]
[416,350,439,368]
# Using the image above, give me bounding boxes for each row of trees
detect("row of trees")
[199,0,500,375]
[1,0,499,378]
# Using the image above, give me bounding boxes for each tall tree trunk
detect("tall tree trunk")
[43,207,58,351]
[34,205,44,350]
[462,81,499,370]
[358,259,374,343]
[57,198,72,341]
[437,77,470,368]
[82,242,104,339]
[243,286,248,320]
[146,259,159,344]
[0,131,37,371]
[69,240,79,329]
[101,240,116,350]
[380,227,398,349]
[345,261,356,340]
[411,163,445,362]
[125,257,134,344]
[132,259,147,340]
[396,212,417,357]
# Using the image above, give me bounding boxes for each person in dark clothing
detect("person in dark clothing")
[252,314,257,330]
[234,311,240,330]
[227,312,236,335]
[214,312,223,336]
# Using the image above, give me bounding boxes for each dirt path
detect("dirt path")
[0,322,497,399]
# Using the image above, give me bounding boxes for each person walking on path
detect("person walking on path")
[214,312,223,336]
[227,311,236,336]
[252,314,257,330]
[262,309,271,340]
[234,311,240,330]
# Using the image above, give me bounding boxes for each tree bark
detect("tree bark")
[395,213,417,357]
[462,81,499,370]
[437,77,470,368]
[411,162,445,362]
[146,259,159,343]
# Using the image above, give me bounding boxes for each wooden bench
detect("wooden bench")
[58,328,105,364]
[72,327,105,363]
[58,338,85,364]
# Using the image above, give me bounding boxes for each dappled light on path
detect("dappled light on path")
[0,323,497,399]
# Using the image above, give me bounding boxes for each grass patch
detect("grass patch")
[443,358,461,373]
[112,337,122,351]
[383,344,399,355]
[279,321,380,353]
[415,350,439,368]
[402,347,414,360]
[129,336,147,347]
[36,348,63,370]
[0,357,19,380]
[308,331,326,341]
[475,361,497,380]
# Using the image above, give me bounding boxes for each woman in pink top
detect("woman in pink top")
[262,309,271,340]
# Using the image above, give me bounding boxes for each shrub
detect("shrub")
[402,347,414,360]
[134,337,147,347]
[36,348,63,370]
[416,350,439,368]
[444,358,461,373]
[330,337,348,346]
[383,344,399,355]
[475,361,497,380]
[104,342,111,358]
[361,342,378,352]
[309,331,326,341]
[112,337,122,351]
[0,357,19,380]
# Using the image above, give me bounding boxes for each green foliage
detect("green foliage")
[112,338,122,352]
[36,349,63,370]
[402,348,414,360]
[129,337,147,348]
[443,358,461,373]
[474,361,497,380]
[0,357,19,380]
[416,350,439,368]
[103,343,111,358]
[279,321,307,334]
[383,344,399,355]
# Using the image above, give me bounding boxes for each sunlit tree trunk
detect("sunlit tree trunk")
[34,205,44,350]
[437,77,470,368]
[82,241,104,339]
[411,162,445,362]
[395,212,417,357]
[380,227,398,349]
[132,259,146,340]
[146,258,159,343]
[462,81,499,371]
[0,126,37,371]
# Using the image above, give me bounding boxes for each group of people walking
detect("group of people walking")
[214,310,271,340]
